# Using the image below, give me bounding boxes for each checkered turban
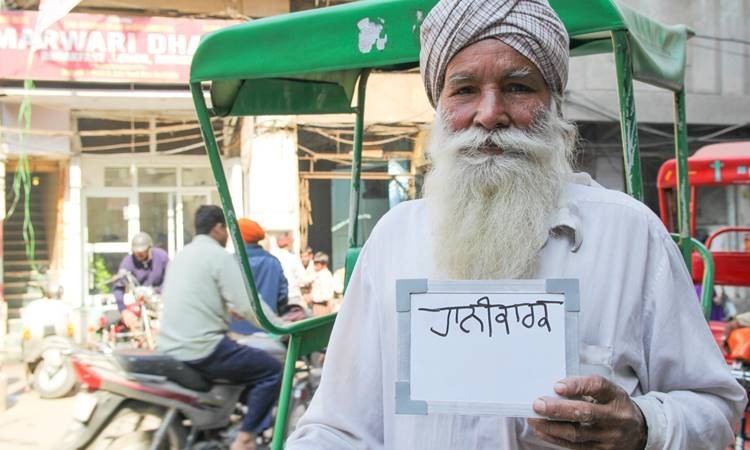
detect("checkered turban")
[419,0,569,108]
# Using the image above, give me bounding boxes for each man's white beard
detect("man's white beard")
[423,106,577,280]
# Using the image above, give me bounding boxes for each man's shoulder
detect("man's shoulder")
[371,199,426,234]
[565,176,668,237]
[151,247,169,260]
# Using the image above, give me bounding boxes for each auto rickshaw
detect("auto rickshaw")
[190,1,712,447]
[658,141,750,290]
[658,141,750,445]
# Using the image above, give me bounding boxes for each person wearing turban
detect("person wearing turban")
[287,1,744,449]
[229,218,290,337]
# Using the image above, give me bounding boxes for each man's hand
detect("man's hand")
[121,309,139,330]
[527,375,647,450]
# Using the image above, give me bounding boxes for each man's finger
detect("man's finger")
[527,418,604,444]
[533,396,608,424]
[555,375,619,404]
[529,423,604,450]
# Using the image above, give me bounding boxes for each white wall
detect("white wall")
[243,117,301,243]
[1,103,71,156]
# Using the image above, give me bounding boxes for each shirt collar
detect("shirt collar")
[193,234,220,247]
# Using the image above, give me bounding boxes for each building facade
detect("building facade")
[1,0,748,340]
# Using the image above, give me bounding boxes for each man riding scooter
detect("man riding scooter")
[157,205,284,450]
[113,232,169,330]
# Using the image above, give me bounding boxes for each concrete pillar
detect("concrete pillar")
[242,117,300,250]
[0,143,6,342]
[61,157,84,342]
[0,144,8,411]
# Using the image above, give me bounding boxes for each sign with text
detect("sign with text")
[395,279,580,417]
[0,11,238,84]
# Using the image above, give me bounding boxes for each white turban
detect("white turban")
[419,0,569,108]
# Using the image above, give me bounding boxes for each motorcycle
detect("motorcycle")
[20,280,78,399]
[62,341,319,450]
[96,271,162,350]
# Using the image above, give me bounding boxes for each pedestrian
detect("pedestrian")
[271,231,307,307]
[227,218,289,335]
[309,252,334,316]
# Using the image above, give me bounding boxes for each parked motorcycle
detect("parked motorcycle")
[20,281,78,399]
[62,344,318,450]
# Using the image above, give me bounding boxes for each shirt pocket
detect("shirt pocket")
[579,343,614,379]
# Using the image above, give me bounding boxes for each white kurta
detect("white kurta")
[273,248,307,305]
[287,176,746,450]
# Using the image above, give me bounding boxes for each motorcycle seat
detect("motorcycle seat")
[114,349,212,392]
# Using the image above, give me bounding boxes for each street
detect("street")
[0,362,76,450]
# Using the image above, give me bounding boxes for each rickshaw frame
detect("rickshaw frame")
[189,1,713,447]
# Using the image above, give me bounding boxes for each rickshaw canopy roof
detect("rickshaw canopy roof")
[190,0,692,117]
[658,142,750,189]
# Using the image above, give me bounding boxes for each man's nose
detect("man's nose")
[472,91,511,130]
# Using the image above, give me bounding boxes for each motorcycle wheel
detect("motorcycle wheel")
[33,349,76,399]
[86,402,185,450]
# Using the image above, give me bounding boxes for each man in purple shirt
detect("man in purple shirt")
[113,232,169,329]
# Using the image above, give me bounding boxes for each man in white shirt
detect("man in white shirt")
[272,231,307,306]
[309,252,334,316]
[286,1,746,449]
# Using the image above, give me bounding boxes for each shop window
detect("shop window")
[87,198,128,242]
[104,167,132,187]
[138,168,176,187]
[182,167,214,187]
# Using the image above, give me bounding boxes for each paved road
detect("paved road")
[0,362,76,450]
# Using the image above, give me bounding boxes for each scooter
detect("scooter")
[62,343,318,450]
[20,280,78,399]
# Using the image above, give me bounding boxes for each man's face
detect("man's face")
[438,39,551,137]
[276,234,290,249]
[133,249,150,262]
[301,251,312,265]
[214,223,229,247]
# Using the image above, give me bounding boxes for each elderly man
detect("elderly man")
[286,1,745,449]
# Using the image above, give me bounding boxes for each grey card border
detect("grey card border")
[395,278,580,416]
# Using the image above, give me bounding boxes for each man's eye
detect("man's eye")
[506,83,533,93]
[452,86,475,96]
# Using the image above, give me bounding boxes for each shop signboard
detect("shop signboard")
[0,11,238,84]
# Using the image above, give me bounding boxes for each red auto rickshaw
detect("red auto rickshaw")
[658,141,750,445]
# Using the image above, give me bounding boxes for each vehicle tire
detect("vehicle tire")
[86,402,185,450]
[33,349,76,399]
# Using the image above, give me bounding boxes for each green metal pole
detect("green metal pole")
[693,238,714,320]
[189,82,284,334]
[674,89,692,271]
[272,333,301,450]
[673,235,714,320]
[611,31,644,201]
[347,70,370,249]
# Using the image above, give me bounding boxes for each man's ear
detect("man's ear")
[210,222,224,236]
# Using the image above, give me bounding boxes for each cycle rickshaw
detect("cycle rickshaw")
[190,1,713,447]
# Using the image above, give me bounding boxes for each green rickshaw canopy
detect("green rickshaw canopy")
[190,0,692,118]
